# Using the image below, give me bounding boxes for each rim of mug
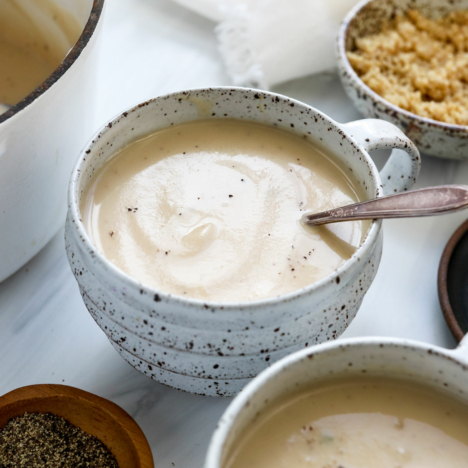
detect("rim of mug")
[0,0,105,125]
[68,86,383,310]
[205,335,467,468]
[337,0,468,134]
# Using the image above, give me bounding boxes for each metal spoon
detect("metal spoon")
[303,185,468,226]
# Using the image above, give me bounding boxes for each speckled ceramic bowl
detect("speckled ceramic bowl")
[338,0,468,160]
[65,87,420,396]
[205,335,468,467]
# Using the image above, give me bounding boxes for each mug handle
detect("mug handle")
[452,334,468,366]
[341,119,421,196]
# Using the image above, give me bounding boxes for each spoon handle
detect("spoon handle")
[303,185,468,226]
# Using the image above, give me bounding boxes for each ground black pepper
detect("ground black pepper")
[0,412,119,467]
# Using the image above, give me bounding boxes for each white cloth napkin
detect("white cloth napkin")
[173,0,361,89]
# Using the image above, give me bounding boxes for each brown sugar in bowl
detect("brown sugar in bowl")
[0,384,154,468]
[337,0,468,160]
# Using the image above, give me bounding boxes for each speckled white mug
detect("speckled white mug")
[205,335,468,467]
[65,87,420,396]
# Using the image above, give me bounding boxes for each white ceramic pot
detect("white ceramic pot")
[205,335,468,467]
[65,87,420,396]
[337,0,468,160]
[0,0,105,282]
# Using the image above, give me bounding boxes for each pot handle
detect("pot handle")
[341,119,421,196]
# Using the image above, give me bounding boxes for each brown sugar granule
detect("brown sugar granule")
[347,10,468,125]
[0,412,119,468]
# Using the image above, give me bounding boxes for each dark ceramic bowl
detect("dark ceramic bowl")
[438,219,468,342]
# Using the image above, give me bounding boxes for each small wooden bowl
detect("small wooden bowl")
[438,219,468,342]
[0,384,153,468]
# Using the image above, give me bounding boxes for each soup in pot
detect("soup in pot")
[0,0,82,106]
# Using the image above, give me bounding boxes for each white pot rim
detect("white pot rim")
[68,86,383,310]
[0,0,106,126]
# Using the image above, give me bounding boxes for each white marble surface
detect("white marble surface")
[1,0,468,466]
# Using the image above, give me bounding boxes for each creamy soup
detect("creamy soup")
[225,377,468,468]
[0,0,82,106]
[82,119,368,302]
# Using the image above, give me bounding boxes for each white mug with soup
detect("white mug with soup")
[65,87,420,395]
[206,335,468,468]
[0,0,105,281]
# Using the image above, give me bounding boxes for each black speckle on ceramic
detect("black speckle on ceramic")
[65,87,417,396]
[337,0,468,160]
